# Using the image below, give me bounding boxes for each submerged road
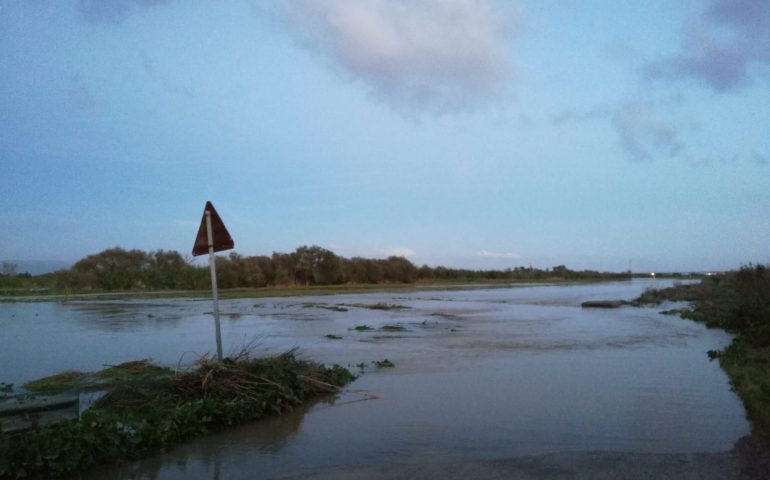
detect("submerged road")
[272,447,766,480]
[10,280,767,479]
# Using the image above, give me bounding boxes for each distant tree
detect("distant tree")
[216,252,270,288]
[417,264,433,280]
[272,252,295,286]
[292,246,344,285]
[59,247,200,290]
[69,247,150,290]
[382,256,417,283]
[147,250,188,289]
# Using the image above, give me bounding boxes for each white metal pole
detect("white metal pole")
[206,210,224,361]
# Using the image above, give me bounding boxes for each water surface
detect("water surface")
[0,280,750,478]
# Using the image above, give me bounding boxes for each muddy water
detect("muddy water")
[0,280,751,478]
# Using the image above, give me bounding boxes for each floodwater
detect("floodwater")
[0,280,752,478]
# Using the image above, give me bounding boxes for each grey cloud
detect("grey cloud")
[753,153,769,166]
[645,0,770,92]
[612,103,684,162]
[267,0,517,116]
[552,105,612,126]
[77,0,173,24]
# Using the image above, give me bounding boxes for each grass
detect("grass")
[0,351,354,478]
[716,341,770,436]
[22,371,89,395]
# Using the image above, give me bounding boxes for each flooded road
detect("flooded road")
[0,280,752,478]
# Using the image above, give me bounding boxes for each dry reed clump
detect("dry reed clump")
[171,350,342,405]
[95,359,166,379]
[92,349,351,414]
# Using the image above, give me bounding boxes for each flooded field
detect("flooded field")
[1,280,751,478]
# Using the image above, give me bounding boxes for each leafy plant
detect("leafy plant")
[1,352,355,478]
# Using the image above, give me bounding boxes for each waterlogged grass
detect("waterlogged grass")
[373,359,395,368]
[322,305,349,312]
[352,359,396,372]
[0,352,354,478]
[1,279,573,302]
[379,325,407,332]
[303,304,349,312]
[361,302,410,311]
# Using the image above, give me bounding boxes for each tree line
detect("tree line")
[2,246,631,293]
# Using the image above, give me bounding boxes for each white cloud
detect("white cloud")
[376,247,416,259]
[475,250,521,260]
[269,0,516,116]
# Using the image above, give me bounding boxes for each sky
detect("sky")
[1,0,768,273]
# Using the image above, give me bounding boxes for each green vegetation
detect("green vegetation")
[0,353,354,478]
[580,300,623,308]
[323,306,349,312]
[352,325,374,332]
[373,359,395,368]
[2,245,637,297]
[379,325,406,332]
[362,302,410,310]
[635,265,770,442]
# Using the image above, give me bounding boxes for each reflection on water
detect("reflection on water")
[87,395,336,480]
[0,280,751,479]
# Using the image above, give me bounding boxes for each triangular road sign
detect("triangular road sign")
[192,201,234,256]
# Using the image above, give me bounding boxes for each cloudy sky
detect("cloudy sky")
[1,0,768,272]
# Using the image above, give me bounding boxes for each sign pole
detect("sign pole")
[192,201,232,361]
[206,210,224,361]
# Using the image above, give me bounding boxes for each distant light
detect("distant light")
[650,272,656,277]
